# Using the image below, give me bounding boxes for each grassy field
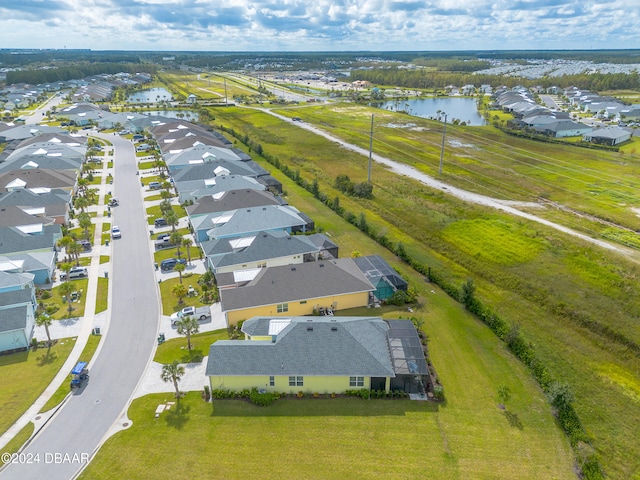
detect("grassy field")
[208,103,640,478]
[158,274,205,315]
[0,338,76,436]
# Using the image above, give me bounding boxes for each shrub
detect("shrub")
[433,385,445,401]
[297,391,304,398]
[249,388,279,406]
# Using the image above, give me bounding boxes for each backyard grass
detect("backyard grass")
[39,333,103,414]
[0,338,76,436]
[211,104,640,477]
[154,328,228,364]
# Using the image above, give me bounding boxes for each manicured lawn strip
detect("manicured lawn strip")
[39,334,102,414]
[99,255,110,264]
[146,204,184,225]
[95,277,108,313]
[1,424,34,459]
[214,106,640,476]
[158,274,204,315]
[0,338,76,436]
[154,329,229,364]
[82,386,573,480]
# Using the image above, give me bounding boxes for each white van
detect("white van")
[61,267,88,280]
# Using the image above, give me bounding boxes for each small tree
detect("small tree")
[171,232,183,258]
[166,210,179,233]
[176,315,199,351]
[161,361,185,399]
[460,278,476,309]
[182,237,193,265]
[78,213,93,241]
[547,381,574,410]
[174,262,186,284]
[497,384,512,408]
[172,282,187,304]
[58,281,75,315]
[35,311,53,346]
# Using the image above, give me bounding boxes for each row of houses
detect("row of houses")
[139,116,424,396]
[0,123,88,353]
[494,86,634,146]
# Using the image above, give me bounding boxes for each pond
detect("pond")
[126,88,173,104]
[371,97,487,126]
[141,110,199,121]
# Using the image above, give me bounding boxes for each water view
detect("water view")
[126,87,173,103]
[141,110,199,121]
[372,97,486,126]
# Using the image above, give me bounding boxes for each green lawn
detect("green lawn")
[158,274,204,315]
[81,386,573,480]
[43,279,89,320]
[0,338,76,436]
[95,277,109,313]
[1,424,34,459]
[154,329,229,364]
[146,204,185,225]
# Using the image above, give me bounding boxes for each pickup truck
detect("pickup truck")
[154,236,175,250]
[170,306,211,325]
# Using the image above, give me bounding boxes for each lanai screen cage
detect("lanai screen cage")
[386,320,430,394]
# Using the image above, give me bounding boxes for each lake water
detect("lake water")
[126,88,173,104]
[141,110,199,121]
[372,97,486,126]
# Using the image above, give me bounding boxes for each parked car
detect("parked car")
[148,181,161,190]
[154,218,167,227]
[60,266,88,280]
[154,236,175,250]
[108,197,119,207]
[170,306,211,325]
[76,240,92,252]
[160,258,187,271]
[111,226,121,239]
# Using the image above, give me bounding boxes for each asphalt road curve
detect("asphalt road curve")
[1,134,160,479]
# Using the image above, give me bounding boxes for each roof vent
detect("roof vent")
[306,327,313,332]
[291,267,296,271]
[331,327,338,332]
[319,264,324,268]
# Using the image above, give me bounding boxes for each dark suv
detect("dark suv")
[160,258,187,271]
[154,218,167,227]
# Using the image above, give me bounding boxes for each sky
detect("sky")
[1,0,639,52]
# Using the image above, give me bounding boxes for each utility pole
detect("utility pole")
[368,113,374,183]
[224,78,228,106]
[439,113,447,175]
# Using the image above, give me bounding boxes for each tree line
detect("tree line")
[5,62,157,85]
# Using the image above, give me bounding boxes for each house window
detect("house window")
[300,300,307,305]
[289,376,303,387]
[349,376,364,387]
[277,303,289,313]
[269,376,275,387]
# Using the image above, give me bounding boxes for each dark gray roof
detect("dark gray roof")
[218,258,375,312]
[201,205,309,239]
[0,205,56,227]
[0,305,29,332]
[0,271,34,289]
[0,155,83,174]
[203,230,323,269]
[0,224,61,255]
[0,169,76,192]
[0,288,32,307]
[186,189,284,217]
[206,316,394,377]
[171,160,256,181]
[0,188,70,208]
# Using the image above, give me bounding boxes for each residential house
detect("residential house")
[583,126,632,146]
[0,188,72,225]
[202,229,338,274]
[0,169,77,193]
[0,272,37,354]
[352,255,408,302]
[186,189,286,219]
[217,258,375,326]
[206,316,429,395]
[176,175,266,204]
[191,204,314,243]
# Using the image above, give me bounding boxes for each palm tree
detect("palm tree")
[57,237,74,263]
[74,195,89,214]
[35,311,53,346]
[171,232,183,258]
[165,210,179,233]
[78,212,92,240]
[161,361,185,399]
[59,261,73,281]
[67,242,83,266]
[58,281,75,316]
[174,262,186,285]
[172,282,187,304]
[182,237,193,265]
[175,315,199,351]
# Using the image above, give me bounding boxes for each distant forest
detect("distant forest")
[5,62,157,85]
[349,68,640,92]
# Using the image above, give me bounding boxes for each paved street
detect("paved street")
[1,134,160,480]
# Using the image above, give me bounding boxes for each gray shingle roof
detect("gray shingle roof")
[206,316,394,377]
[186,189,284,217]
[0,288,32,307]
[0,305,29,333]
[203,205,308,240]
[218,258,375,312]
